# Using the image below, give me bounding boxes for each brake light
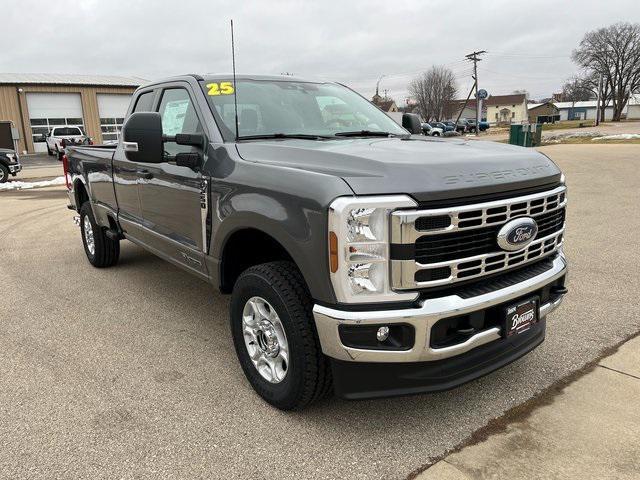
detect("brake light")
[62,154,71,190]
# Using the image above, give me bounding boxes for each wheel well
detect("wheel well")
[220,228,294,293]
[74,180,89,209]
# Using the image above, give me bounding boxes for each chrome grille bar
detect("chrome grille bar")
[390,185,567,290]
[390,185,567,244]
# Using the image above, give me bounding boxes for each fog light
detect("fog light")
[376,326,390,342]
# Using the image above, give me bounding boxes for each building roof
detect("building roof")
[528,102,558,111]
[0,73,146,87]
[553,100,599,109]
[485,94,527,106]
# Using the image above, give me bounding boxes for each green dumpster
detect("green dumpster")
[509,124,542,147]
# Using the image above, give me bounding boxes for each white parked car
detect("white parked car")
[421,122,444,137]
[45,126,85,156]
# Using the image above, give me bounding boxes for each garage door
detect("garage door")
[97,94,132,142]
[27,93,84,152]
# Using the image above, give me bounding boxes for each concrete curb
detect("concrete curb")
[413,332,640,479]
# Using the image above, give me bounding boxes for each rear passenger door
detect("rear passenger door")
[136,84,208,277]
[112,89,156,236]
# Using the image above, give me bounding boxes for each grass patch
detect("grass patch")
[541,120,595,131]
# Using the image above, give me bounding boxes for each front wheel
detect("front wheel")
[433,132,440,137]
[230,261,332,410]
[79,202,120,267]
[0,164,8,183]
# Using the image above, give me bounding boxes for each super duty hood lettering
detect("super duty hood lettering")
[236,137,562,202]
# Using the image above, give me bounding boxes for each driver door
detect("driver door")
[136,85,208,277]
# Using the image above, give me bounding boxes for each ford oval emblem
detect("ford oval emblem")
[497,217,538,251]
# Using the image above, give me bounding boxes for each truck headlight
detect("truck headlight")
[328,196,419,304]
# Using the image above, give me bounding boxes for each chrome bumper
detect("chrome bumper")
[313,253,567,363]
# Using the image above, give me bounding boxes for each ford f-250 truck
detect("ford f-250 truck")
[65,74,568,410]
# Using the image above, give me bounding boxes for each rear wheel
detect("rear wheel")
[0,164,8,183]
[79,202,119,267]
[230,261,332,410]
[46,145,53,156]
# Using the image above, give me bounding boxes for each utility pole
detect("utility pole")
[595,73,603,127]
[375,75,386,98]
[465,50,486,136]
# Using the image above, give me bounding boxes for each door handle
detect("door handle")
[138,169,154,180]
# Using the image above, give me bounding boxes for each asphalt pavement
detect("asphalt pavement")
[0,144,638,479]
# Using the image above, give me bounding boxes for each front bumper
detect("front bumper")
[8,163,22,174]
[314,253,566,363]
[313,253,567,398]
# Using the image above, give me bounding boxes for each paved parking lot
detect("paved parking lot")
[0,144,638,479]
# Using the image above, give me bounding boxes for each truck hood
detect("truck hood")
[235,136,561,203]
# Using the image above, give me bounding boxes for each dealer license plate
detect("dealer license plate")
[504,297,538,337]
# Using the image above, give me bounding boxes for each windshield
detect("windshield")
[53,127,82,136]
[201,79,408,141]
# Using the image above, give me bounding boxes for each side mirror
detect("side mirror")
[402,113,423,134]
[122,112,163,163]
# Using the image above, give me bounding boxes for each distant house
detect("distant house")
[553,101,614,121]
[528,102,560,124]
[627,95,640,120]
[371,93,398,113]
[446,99,486,121]
[485,94,528,125]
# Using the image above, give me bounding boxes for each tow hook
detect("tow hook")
[73,215,80,226]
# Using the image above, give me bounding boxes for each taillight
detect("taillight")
[62,154,71,190]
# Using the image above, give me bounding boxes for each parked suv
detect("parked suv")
[65,74,568,410]
[0,148,22,183]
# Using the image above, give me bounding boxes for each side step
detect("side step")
[105,229,124,240]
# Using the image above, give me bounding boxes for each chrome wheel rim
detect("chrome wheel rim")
[0,168,5,182]
[242,296,289,384]
[83,215,95,255]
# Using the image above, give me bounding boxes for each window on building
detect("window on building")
[29,117,85,145]
[100,117,126,142]
[512,112,515,118]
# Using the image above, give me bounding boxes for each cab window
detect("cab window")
[133,91,155,113]
[157,88,203,156]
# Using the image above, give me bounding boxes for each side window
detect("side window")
[133,91,155,113]
[157,88,203,156]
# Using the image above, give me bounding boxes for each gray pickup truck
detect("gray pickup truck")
[65,74,568,410]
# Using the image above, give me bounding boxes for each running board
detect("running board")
[105,228,123,240]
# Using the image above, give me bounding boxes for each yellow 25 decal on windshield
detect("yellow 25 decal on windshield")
[206,82,235,96]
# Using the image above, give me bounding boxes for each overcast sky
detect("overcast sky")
[3,0,639,102]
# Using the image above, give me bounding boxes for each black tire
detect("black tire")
[79,202,120,268]
[433,132,440,137]
[230,261,332,410]
[0,164,8,184]
[46,145,53,156]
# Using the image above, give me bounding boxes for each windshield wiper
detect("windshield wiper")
[334,130,397,137]
[237,133,332,141]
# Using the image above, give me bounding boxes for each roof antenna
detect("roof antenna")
[231,19,239,141]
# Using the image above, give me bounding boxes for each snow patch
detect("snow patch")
[0,176,66,191]
[592,133,640,141]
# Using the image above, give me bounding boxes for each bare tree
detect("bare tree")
[409,66,458,122]
[572,22,640,121]
[561,75,594,103]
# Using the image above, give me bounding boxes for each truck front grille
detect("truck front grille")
[390,185,567,290]
[414,208,565,264]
